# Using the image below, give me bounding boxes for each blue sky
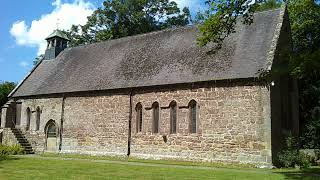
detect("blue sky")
[0,0,205,83]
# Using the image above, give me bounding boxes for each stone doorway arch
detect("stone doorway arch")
[45,120,58,152]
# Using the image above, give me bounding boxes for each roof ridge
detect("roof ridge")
[66,8,283,51]
[68,25,195,50]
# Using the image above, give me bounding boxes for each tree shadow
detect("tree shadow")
[275,167,320,180]
[0,156,21,169]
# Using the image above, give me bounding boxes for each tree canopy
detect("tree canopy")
[288,0,320,148]
[197,0,282,49]
[0,81,16,107]
[66,0,191,47]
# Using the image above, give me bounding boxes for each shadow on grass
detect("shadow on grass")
[0,156,21,169]
[275,167,320,180]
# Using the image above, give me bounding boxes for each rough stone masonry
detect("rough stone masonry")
[3,81,273,165]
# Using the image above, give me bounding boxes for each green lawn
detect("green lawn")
[0,155,319,180]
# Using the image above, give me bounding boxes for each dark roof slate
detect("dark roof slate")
[45,29,70,40]
[11,8,285,97]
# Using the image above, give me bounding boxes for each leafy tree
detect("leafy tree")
[300,81,320,148]
[33,54,44,66]
[288,0,320,148]
[0,81,16,107]
[196,0,257,49]
[197,0,281,49]
[66,0,191,47]
[288,0,320,77]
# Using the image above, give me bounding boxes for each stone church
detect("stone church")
[0,8,299,166]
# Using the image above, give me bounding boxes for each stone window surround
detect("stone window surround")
[35,106,41,131]
[25,106,43,132]
[135,103,143,133]
[169,100,177,134]
[26,107,31,131]
[135,99,200,135]
[21,100,200,136]
[188,100,198,134]
[152,102,160,134]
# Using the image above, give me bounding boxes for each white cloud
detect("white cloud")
[19,61,30,68]
[10,21,28,45]
[10,0,94,55]
[52,0,62,7]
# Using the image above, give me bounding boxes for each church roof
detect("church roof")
[11,8,286,97]
[45,29,70,40]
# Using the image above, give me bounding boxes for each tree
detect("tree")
[66,0,191,47]
[197,0,281,49]
[33,54,44,66]
[288,0,320,77]
[196,0,256,50]
[0,81,16,107]
[288,0,320,148]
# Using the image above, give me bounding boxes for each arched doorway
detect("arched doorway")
[45,120,57,152]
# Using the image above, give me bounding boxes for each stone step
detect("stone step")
[12,132,26,138]
[14,134,26,138]
[17,141,28,144]
[16,137,28,140]
[23,148,33,151]
[11,129,23,133]
[11,130,23,134]
[10,128,35,154]
[19,142,31,146]
[18,139,29,142]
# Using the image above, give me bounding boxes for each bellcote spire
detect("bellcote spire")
[44,28,70,60]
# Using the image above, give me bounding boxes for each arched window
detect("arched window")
[26,107,31,130]
[152,102,160,133]
[136,103,143,133]
[189,100,197,134]
[170,101,177,134]
[36,107,41,131]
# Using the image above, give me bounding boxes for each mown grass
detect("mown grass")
[41,152,258,170]
[0,154,319,179]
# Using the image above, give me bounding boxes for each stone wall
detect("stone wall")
[130,82,271,165]
[1,128,19,146]
[61,94,130,156]
[9,81,272,165]
[19,97,63,153]
[13,94,130,156]
[1,102,16,128]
